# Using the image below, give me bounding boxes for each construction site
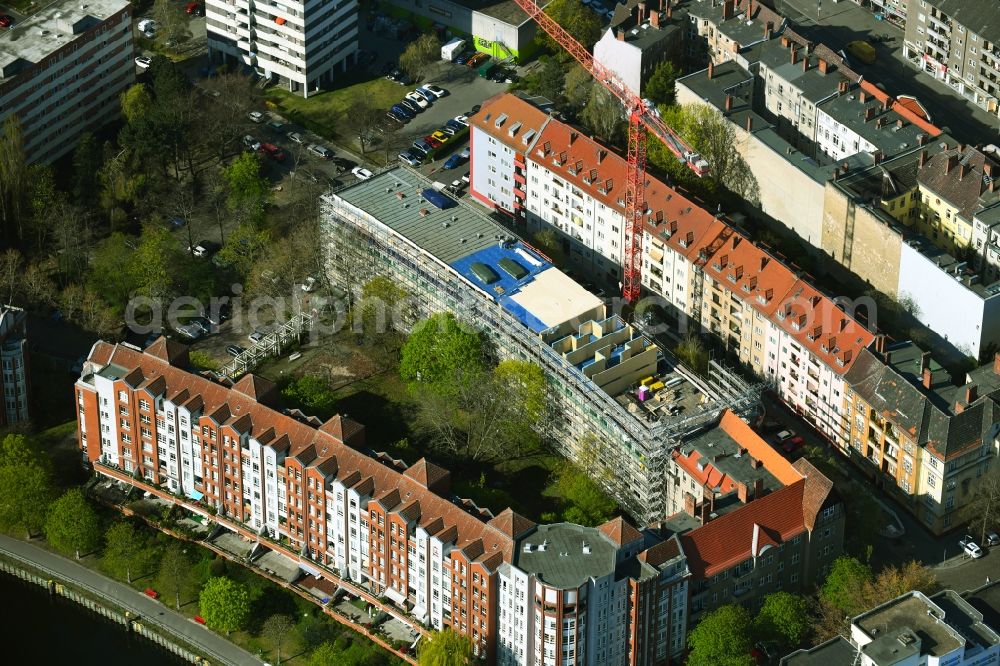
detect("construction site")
[321,167,763,524]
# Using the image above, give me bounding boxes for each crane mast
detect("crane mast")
[509,0,709,302]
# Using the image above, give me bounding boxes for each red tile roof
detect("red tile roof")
[859,80,941,137]
[85,341,515,568]
[598,516,644,546]
[472,93,553,154]
[719,410,803,486]
[680,480,808,578]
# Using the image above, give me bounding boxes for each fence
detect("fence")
[0,552,222,665]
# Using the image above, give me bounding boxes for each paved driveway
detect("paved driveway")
[0,534,261,666]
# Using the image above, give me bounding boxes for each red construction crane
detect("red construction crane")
[510,0,709,302]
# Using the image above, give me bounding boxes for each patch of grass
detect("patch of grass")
[266,78,403,142]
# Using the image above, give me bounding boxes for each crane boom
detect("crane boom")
[510,0,710,302]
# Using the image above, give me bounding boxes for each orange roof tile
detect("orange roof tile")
[598,516,643,546]
[473,93,553,152]
[718,411,802,486]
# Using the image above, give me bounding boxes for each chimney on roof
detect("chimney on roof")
[708,61,715,80]
[819,58,829,74]
[882,97,891,112]
[865,106,877,122]
[700,501,712,524]
[986,163,994,178]
[651,10,660,27]
[802,55,809,72]
[920,350,931,373]
[919,150,927,167]
[874,334,886,355]
[960,164,970,180]
[569,131,578,145]
[791,47,799,65]
[725,94,734,111]
[922,367,933,389]
[994,352,1000,376]
[666,3,672,18]
[959,143,966,153]
[947,154,959,174]
[747,0,753,17]
[753,478,764,498]
[750,457,761,469]
[967,383,978,404]
[637,4,645,22]
[918,133,928,146]
[598,149,607,163]
[955,400,966,414]
[723,0,734,20]
[737,482,750,503]
[781,36,790,48]
[838,80,848,95]
[617,28,625,41]
[859,90,868,104]
[764,20,773,39]
[746,115,753,132]
[733,40,740,53]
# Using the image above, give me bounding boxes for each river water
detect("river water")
[1,572,185,664]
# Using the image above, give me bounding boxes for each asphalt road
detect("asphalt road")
[773,0,1000,143]
[0,534,261,666]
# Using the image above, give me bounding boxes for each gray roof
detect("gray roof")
[755,39,851,104]
[687,0,774,48]
[0,0,129,83]
[932,589,1000,651]
[608,2,686,52]
[514,523,618,589]
[923,0,1000,41]
[779,636,857,666]
[816,92,931,159]
[331,168,505,265]
[677,425,782,501]
[471,0,550,26]
[964,581,1000,635]
[855,594,963,660]
[844,344,1000,458]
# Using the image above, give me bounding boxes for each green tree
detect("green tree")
[643,60,680,106]
[224,151,270,218]
[89,233,139,312]
[580,85,622,140]
[661,103,759,204]
[216,222,270,278]
[200,576,251,634]
[120,83,153,124]
[71,132,102,208]
[44,488,101,559]
[400,312,486,389]
[262,614,295,664]
[281,375,337,417]
[820,555,873,617]
[129,224,183,300]
[755,592,810,647]
[399,33,441,80]
[158,543,192,610]
[542,0,602,52]
[675,332,709,374]
[418,628,472,666]
[563,65,594,114]
[0,434,53,537]
[0,114,29,242]
[530,57,567,105]
[686,604,754,666]
[102,521,149,584]
[554,465,618,526]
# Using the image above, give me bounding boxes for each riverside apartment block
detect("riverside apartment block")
[76,338,842,664]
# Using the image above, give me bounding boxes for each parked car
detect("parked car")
[399,150,422,167]
[775,429,795,442]
[468,104,482,115]
[351,166,373,180]
[439,126,456,137]
[386,68,404,82]
[964,541,984,559]
[986,532,1000,547]
[247,111,264,123]
[413,138,434,154]
[137,18,156,33]
[307,143,334,159]
[243,135,261,151]
[185,2,203,15]
[431,130,450,143]
[453,114,469,127]
[445,119,465,132]
[301,276,317,292]
[226,345,246,357]
[287,131,305,144]
[386,110,407,124]
[190,240,220,258]
[846,40,877,65]
[176,323,203,340]
[460,147,470,159]
[443,154,465,170]
[461,171,470,184]
[189,316,212,334]
[399,99,421,115]
[134,56,152,69]
[248,330,266,343]
[260,142,286,161]
[414,87,436,104]
[0,14,15,28]
[405,91,430,109]
[391,104,415,120]
[409,145,429,160]
[423,136,443,149]
[424,84,448,98]
[265,119,286,133]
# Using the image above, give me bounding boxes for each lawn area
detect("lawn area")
[266,78,404,143]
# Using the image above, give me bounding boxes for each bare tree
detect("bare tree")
[343,96,384,155]
[970,465,1000,544]
[0,115,29,242]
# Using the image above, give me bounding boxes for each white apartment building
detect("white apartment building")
[0,0,134,164]
[592,2,685,97]
[205,0,359,97]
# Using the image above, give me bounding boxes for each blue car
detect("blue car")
[443,154,466,170]
[387,109,408,124]
[391,104,415,120]
[412,138,434,154]
[445,119,465,132]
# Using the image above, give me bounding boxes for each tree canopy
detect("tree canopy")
[102,520,151,584]
[0,434,53,537]
[755,592,810,647]
[686,604,755,666]
[262,614,295,665]
[820,555,874,617]
[44,488,101,559]
[643,60,680,106]
[200,576,251,634]
[418,628,472,666]
[553,463,618,526]
[399,33,440,80]
[542,0,603,52]
[158,543,193,610]
[400,313,486,389]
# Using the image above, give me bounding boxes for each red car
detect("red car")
[0,14,13,28]
[185,2,203,15]
[260,142,286,162]
[423,135,443,150]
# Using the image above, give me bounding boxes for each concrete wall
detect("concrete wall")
[897,241,1000,358]
[594,31,645,96]
[821,182,904,297]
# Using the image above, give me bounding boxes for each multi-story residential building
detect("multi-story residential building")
[868,0,908,27]
[77,337,842,664]
[666,409,804,519]
[676,456,843,621]
[783,586,1000,666]
[843,341,1000,534]
[913,144,1000,254]
[593,0,686,96]
[322,166,761,526]
[0,0,134,164]
[903,0,1000,116]
[687,0,779,67]
[470,93,875,448]
[205,0,359,97]
[0,305,29,426]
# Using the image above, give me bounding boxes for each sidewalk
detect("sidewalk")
[0,534,261,666]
